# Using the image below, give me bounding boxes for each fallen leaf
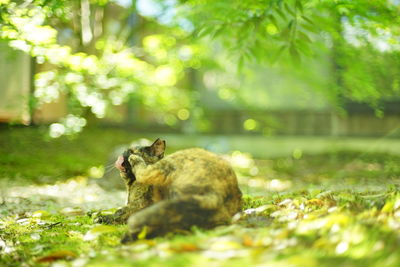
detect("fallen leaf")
[242,235,253,247]
[30,233,41,241]
[37,250,76,263]
[382,201,394,213]
[138,226,149,240]
[203,249,249,260]
[307,199,324,207]
[278,199,293,207]
[243,204,275,215]
[32,210,51,218]
[16,218,30,225]
[210,238,242,251]
[83,225,117,241]
[61,207,85,216]
[286,255,318,267]
[173,243,199,252]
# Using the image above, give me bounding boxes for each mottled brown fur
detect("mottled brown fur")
[97,139,242,242]
[95,181,153,224]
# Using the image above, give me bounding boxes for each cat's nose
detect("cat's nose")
[115,155,124,171]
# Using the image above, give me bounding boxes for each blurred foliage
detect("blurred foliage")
[0,0,205,135]
[1,0,400,135]
[338,45,400,108]
[179,0,400,110]
[181,0,400,63]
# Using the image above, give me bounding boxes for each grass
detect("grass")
[1,126,400,266]
[0,125,135,184]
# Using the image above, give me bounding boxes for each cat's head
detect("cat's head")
[115,138,166,181]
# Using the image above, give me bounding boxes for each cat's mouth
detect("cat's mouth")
[115,149,136,181]
[115,156,125,172]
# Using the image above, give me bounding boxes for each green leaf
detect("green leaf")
[301,15,314,25]
[295,39,313,56]
[301,23,319,33]
[284,2,296,17]
[268,14,279,29]
[275,7,287,20]
[237,55,245,72]
[289,44,301,64]
[211,26,225,39]
[295,0,304,13]
[197,26,215,38]
[271,45,287,63]
[297,31,312,43]
[281,20,294,40]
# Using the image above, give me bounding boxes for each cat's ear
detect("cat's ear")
[150,138,166,157]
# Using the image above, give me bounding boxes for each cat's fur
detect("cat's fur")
[97,138,242,242]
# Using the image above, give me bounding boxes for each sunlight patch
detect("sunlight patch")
[6,178,125,211]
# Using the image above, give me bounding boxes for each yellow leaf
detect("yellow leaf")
[382,201,394,213]
[138,226,149,240]
[32,210,51,218]
[0,0,11,5]
[83,225,117,241]
[307,199,324,206]
[287,255,318,267]
[242,235,253,247]
[326,213,350,227]
[90,225,116,233]
[210,239,242,251]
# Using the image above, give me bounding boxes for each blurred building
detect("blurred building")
[0,42,31,124]
[1,42,399,137]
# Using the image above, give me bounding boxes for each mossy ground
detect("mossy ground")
[1,126,400,266]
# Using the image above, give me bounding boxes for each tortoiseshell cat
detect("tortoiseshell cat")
[97,138,242,242]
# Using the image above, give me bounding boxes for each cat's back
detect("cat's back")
[165,148,230,172]
[163,148,242,216]
[168,147,220,160]
[160,148,237,187]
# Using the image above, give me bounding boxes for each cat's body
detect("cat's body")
[97,139,242,242]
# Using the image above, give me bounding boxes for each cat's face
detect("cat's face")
[115,138,166,181]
